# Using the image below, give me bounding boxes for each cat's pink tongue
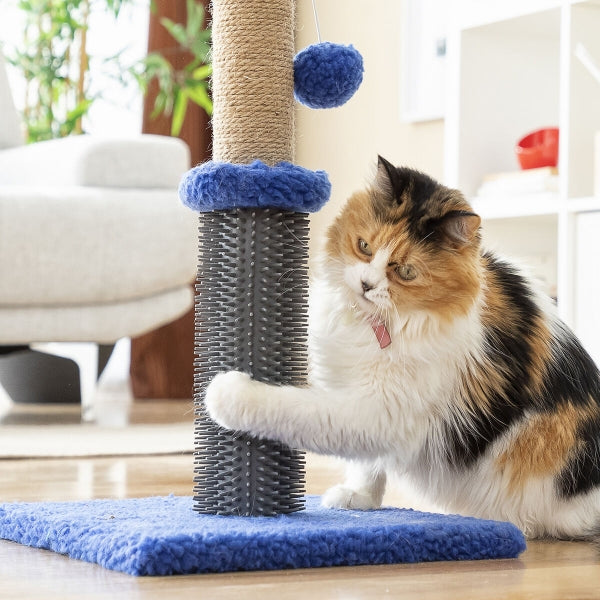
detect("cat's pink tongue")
[370,319,392,349]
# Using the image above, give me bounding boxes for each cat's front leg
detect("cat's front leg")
[204,370,393,458]
[204,371,317,448]
[322,460,387,510]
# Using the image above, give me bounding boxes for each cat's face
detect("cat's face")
[325,157,482,324]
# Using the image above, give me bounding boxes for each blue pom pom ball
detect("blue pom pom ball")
[294,42,364,109]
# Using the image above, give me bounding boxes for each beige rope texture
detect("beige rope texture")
[211,0,295,165]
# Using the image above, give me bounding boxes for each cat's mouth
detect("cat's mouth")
[354,289,383,315]
[361,286,388,307]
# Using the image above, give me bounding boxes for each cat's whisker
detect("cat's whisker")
[418,230,435,245]
[283,222,310,248]
[391,303,408,377]
[274,282,309,301]
[280,240,309,252]
[277,267,304,282]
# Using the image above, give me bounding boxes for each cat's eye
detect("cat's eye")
[358,238,372,256]
[396,264,417,281]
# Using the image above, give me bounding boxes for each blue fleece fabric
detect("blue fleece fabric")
[179,160,331,213]
[0,495,525,576]
[294,43,364,109]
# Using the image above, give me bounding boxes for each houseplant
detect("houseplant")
[8,0,133,142]
[130,0,212,136]
[9,0,211,142]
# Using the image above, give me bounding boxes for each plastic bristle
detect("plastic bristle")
[193,208,308,516]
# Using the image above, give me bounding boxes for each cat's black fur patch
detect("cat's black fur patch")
[397,167,439,211]
[542,322,600,409]
[557,415,600,498]
[444,254,542,467]
[376,163,464,244]
[550,328,600,498]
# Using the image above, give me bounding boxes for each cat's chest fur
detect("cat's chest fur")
[308,279,475,429]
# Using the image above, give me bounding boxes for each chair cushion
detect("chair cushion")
[0,286,193,344]
[0,135,190,188]
[0,186,197,306]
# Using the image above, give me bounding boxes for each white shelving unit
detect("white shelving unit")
[444,0,600,360]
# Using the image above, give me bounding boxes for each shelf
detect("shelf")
[447,1,600,331]
[472,193,600,220]
[471,192,560,219]
[567,196,600,213]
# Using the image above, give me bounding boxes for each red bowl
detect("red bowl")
[515,127,559,170]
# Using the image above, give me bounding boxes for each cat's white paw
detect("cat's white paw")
[204,371,257,431]
[321,484,382,510]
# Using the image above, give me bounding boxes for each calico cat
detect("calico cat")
[205,156,600,540]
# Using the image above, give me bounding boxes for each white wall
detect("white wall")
[295,0,445,257]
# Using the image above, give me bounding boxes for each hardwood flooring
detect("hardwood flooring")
[0,399,598,599]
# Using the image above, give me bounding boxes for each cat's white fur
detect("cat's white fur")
[205,246,600,539]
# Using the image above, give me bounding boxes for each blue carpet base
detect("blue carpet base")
[0,495,525,576]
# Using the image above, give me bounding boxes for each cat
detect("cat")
[204,155,600,540]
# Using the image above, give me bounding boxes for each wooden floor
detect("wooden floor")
[0,399,598,599]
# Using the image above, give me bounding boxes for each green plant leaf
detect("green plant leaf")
[66,98,93,122]
[151,90,170,119]
[171,91,189,136]
[186,0,204,39]
[141,52,172,71]
[185,83,212,115]
[191,64,212,81]
[160,18,188,47]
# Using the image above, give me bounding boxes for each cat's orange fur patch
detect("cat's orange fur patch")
[326,191,374,261]
[403,246,480,323]
[458,358,505,416]
[496,403,590,493]
[526,318,554,395]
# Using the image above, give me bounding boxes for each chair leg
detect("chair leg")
[0,343,117,420]
[32,342,100,421]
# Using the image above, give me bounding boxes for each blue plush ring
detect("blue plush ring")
[179,160,331,213]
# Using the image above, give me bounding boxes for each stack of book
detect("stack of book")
[476,167,558,198]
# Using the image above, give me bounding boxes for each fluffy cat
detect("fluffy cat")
[205,156,600,540]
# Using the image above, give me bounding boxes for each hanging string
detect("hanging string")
[311,0,322,43]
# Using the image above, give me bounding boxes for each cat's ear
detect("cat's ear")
[437,211,481,248]
[374,155,407,205]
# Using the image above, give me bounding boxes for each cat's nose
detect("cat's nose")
[361,280,374,293]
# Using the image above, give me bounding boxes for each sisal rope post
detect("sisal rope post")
[211,0,295,165]
[193,0,307,516]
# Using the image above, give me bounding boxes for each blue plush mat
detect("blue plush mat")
[0,495,525,576]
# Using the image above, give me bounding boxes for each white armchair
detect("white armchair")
[0,49,197,417]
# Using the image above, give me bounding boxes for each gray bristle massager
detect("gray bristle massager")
[193,208,310,515]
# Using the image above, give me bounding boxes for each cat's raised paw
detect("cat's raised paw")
[321,485,382,511]
[204,371,255,431]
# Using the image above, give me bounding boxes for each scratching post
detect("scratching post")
[0,5,529,574]
[192,0,307,516]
